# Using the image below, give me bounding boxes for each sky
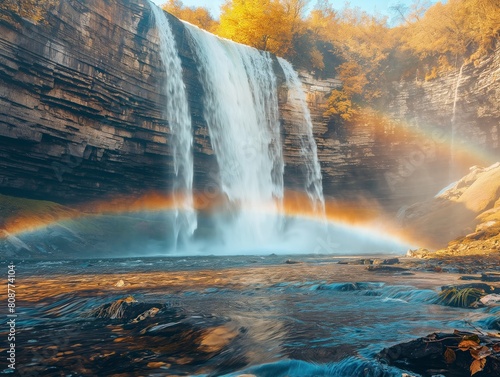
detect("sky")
[151,0,436,22]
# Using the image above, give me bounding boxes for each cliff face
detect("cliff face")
[0,0,218,203]
[386,50,499,152]
[0,0,315,205]
[299,48,500,208]
[0,0,498,210]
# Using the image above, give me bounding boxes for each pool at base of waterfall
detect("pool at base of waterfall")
[3,255,493,377]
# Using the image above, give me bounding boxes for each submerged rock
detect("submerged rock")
[198,326,238,353]
[88,296,164,322]
[482,272,500,282]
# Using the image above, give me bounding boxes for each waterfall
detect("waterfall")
[450,63,465,180]
[150,5,197,246]
[183,23,285,250]
[278,58,325,212]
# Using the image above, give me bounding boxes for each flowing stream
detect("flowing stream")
[12,257,493,377]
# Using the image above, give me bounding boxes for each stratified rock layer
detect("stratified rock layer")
[0,0,498,209]
[0,0,216,203]
[301,49,499,208]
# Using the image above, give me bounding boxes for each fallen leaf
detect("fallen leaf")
[470,358,486,375]
[459,339,480,351]
[493,343,500,352]
[470,346,491,360]
[444,347,456,364]
[147,362,167,368]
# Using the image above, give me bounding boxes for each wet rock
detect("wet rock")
[146,362,170,369]
[480,294,500,306]
[378,331,500,377]
[441,283,499,294]
[459,275,482,281]
[482,272,500,282]
[373,257,400,265]
[317,282,361,291]
[347,258,372,265]
[406,248,430,258]
[198,326,237,353]
[88,296,164,322]
[131,307,160,323]
[382,257,400,265]
[366,265,409,272]
[285,259,302,264]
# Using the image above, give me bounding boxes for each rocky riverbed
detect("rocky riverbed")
[2,255,500,376]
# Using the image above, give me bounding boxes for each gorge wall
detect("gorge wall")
[0,0,213,204]
[300,47,499,208]
[0,0,498,211]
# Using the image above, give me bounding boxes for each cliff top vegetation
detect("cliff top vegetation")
[163,0,499,125]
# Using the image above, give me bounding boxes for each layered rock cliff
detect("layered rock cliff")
[0,0,216,203]
[299,47,499,208]
[0,0,498,211]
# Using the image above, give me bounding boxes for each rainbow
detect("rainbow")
[0,190,419,249]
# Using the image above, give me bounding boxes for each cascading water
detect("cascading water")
[183,23,285,250]
[450,62,465,180]
[277,58,325,213]
[150,5,197,247]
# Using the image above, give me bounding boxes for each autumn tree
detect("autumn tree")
[399,0,500,78]
[162,0,218,33]
[311,4,396,123]
[217,0,313,60]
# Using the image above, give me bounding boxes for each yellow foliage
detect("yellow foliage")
[336,61,368,97]
[162,0,218,32]
[309,46,324,70]
[217,0,310,58]
[401,0,500,71]
[217,0,288,55]
[306,2,337,41]
[323,89,356,121]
